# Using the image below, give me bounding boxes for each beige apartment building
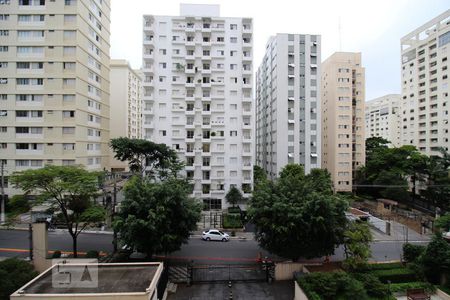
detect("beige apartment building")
[109,59,142,171]
[321,52,365,192]
[0,0,111,199]
[400,9,450,155]
[365,94,402,147]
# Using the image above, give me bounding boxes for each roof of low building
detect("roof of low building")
[16,263,162,295]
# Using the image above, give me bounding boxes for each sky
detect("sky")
[110,0,450,101]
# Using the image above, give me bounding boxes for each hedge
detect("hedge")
[222,214,243,229]
[389,281,435,293]
[367,263,404,270]
[370,268,417,283]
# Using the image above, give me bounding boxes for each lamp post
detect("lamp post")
[1,160,6,224]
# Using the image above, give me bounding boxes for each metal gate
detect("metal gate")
[167,261,274,284]
[192,264,267,283]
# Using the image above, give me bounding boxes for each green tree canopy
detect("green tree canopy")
[225,186,243,208]
[10,165,105,257]
[114,176,201,258]
[110,137,183,178]
[343,221,373,272]
[253,165,267,187]
[249,164,348,261]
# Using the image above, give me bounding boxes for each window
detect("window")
[230,37,237,43]
[63,143,75,150]
[230,131,237,137]
[62,110,75,118]
[230,24,237,30]
[0,15,10,21]
[0,30,8,36]
[159,62,167,69]
[0,46,8,52]
[63,46,76,55]
[17,46,44,55]
[62,127,75,134]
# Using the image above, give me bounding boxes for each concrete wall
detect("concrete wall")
[368,215,391,235]
[11,294,152,300]
[32,223,52,273]
[437,288,450,300]
[274,262,304,281]
[294,281,309,300]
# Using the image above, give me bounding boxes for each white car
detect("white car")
[202,229,230,242]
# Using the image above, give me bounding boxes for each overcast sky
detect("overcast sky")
[110,0,449,101]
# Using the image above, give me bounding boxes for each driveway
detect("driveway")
[167,281,294,300]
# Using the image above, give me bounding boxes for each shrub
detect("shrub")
[52,250,62,258]
[85,250,99,258]
[227,206,241,214]
[403,243,426,263]
[6,195,30,215]
[367,262,404,270]
[370,267,417,283]
[298,271,369,300]
[0,258,38,299]
[222,214,242,229]
[389,281,435,293]
[420,234,450,284]
[352,273,390,298]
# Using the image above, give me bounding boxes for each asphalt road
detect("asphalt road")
[0,229,428,263]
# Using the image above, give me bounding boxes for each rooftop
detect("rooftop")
[15,263,162,295]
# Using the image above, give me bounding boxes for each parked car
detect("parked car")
[202,229,230,242]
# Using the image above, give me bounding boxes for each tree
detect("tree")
[419,234,450,283]
[225,186,243,208]
[365,136,390,163]
[10,165,105,257]
[422,148,450,211]
[110,137,183,178]
[114,176,201,258]
[342,221,373,272]
[0,258,38,300]
[435,213,450,232]
[249,164,348,261]
[253,165,267,187]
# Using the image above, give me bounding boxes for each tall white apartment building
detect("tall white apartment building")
[400,9,450,155]
[321,52,365,193]
[256,34,321,179]
[142,4,253,210]
[365,94,402,147]
[110,59,143,171]
[0,0,111,199]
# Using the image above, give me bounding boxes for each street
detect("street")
[0,229,428,263]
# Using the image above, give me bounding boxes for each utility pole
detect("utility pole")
[1,160,5,224]
[112,170,118,253]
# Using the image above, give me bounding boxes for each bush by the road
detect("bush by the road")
[403,243,426,263]
[0,258,38,300]
[86,250,99,258]
[298,271,369,300]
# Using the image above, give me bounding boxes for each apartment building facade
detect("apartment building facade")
[0,0,111,198]
[321,52,365,192]
[400,10,450,155]
[256,34,321,179]
[142,4,253,210]
[365,94,402,147]
[110,59,142,171]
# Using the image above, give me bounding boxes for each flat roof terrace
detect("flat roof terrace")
[12,262,163,298]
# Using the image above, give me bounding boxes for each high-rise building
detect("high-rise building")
[0,0,111,198]
[256,33,321,179]
[321,52,365,192]
[365,94,402,147]
[109,59,143,171]
[400,9,450,155]
[142,4,253,210]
